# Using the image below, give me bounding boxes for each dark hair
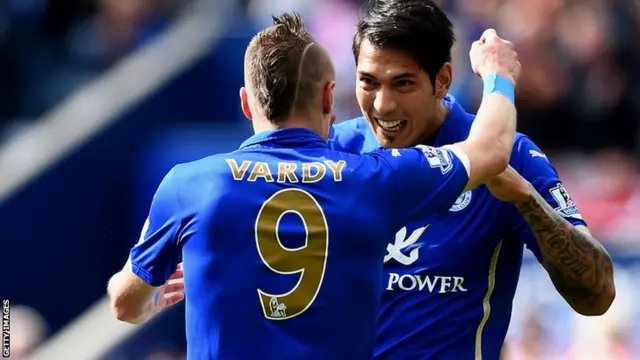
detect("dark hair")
[245,12,333,123]
[353,0,455,85]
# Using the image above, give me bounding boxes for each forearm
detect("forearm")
[470,92,517,155]
[460,92,516,189]
[514,184,615,315]
[108,267,157,324]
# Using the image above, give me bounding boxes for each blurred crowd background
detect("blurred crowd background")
[1,0,639,359]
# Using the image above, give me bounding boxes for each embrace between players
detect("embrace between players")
[107,1,616,359]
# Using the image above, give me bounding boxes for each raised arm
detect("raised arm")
[448,29,521,191]
[372,29,523,218]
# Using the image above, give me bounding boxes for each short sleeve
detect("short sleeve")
[129,167,184,286]
[508,136,587,262]
[372,145,470,218]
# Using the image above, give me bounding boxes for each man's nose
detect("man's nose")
[373,88,398,116]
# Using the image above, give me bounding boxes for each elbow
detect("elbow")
[108,282,146,324]
[108,275,135,322]
[110,296,143,323]
[485,145,510,178]
[463,138,511,179]
[106,268,152,324]
[493,149,510,174]
[495,137,513,170]
[593,286,617,316]
[578,258,617,316]
[575,285,616,317]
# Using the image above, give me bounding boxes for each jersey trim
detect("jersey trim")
[474,240,503,360]
[130,260,163,287]
[442,144,470,177]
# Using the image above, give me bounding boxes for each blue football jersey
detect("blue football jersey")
[329,95,587,360]
[129,127,472,360]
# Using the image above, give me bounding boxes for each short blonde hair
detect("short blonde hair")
[245,12,334,123]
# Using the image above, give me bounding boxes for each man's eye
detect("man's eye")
[360,78,375,85]
[396,79,413,87]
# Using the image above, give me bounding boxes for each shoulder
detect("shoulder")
[508,132,560,178]
[173,152,233,178]
[329,116,375,153]
[512,133,541,154]
[466,114,535,158]
[168,152,236,193]
[160,153,238,212]
[364,146,433,175]
[509,133,549,164]
[334,116,370,131]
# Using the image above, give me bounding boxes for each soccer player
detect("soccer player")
[328,1,616,359]
[106,12,521,360]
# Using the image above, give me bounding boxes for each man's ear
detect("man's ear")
[322,80,335,115]
[240,87,253,121]
[434,63,452,98]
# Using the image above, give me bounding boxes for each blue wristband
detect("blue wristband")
[483,73,515,103]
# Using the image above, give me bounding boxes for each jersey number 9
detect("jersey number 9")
[255,188,329,320]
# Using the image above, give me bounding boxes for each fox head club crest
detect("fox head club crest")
[449,191,472,212]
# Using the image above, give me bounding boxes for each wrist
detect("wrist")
[482,72,515,103]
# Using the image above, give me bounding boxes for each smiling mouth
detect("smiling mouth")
[376,118,407,135]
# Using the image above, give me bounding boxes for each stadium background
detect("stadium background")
[1,0,639,359]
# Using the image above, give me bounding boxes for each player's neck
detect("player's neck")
[252,115,327,139]
[417,100,449,146]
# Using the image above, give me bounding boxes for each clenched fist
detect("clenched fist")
[469,29,521,85]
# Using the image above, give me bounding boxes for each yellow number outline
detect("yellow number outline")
[255,188,329,320]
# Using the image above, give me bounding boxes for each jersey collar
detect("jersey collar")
[239,127,329,150]
[433,95,473,147]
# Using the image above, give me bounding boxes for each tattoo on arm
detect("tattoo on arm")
[514,186,614,314]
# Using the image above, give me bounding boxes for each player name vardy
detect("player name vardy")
[226,159,346,183]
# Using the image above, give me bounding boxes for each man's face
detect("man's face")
[355,40,444,148]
